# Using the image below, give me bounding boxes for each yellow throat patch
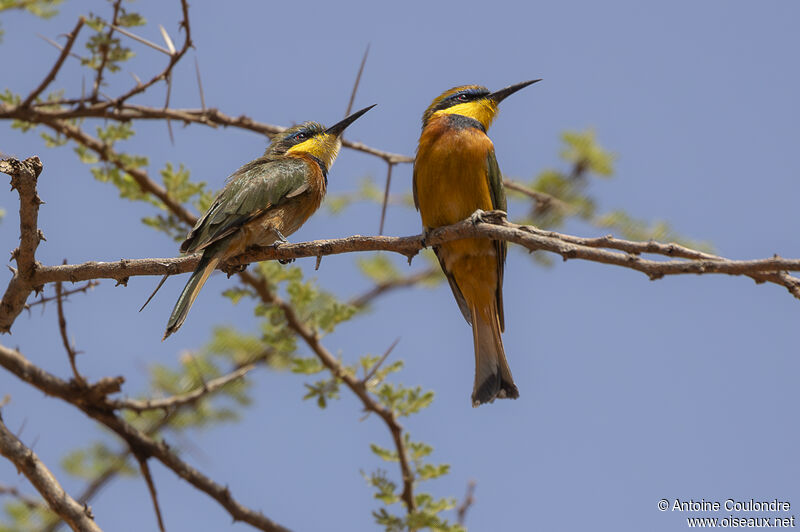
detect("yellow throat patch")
[432,99,499,130]
[287,133,341,169]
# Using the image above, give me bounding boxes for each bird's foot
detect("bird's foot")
[222,262,248,278]
[470,209,507,225]
[420,227,433,249]
[271,228,289,244]
[469,209,488,225]
[270,229,295,264]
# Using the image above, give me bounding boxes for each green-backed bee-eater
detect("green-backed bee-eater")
[163,105,375,339]
[413,80,540,406]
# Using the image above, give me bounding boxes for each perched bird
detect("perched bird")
[163,105,375,339]
[413,80,540,406]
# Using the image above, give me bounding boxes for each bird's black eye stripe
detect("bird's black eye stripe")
[447,89,487,103]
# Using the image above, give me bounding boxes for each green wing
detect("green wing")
[181,157,310,254]
[486,149,507,331]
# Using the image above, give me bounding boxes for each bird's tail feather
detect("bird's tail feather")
[163,254,220,340]
[471,302,518,407]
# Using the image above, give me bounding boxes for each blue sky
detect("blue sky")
[1,1,799,531]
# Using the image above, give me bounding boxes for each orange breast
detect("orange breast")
[414,115,499,309]
[415,117,495,229]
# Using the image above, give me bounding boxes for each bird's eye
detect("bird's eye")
[294,132,307,141]
[457,93,469,102]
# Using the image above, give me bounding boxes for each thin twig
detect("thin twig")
[456,480,476,526]
[95,0,191,109]
[0,343,290,532]
[55,281,85,386]
[135,454,166,532]
[349,267,439,309]
[36,33,84,62]
[0,482,48,511]
[344,44,369,117]
[32,120,197,223]
[362,338,400,385]
[504,179,573,213]
[378,163,394,235]
[26,281,99,309]
[0,104,413,164]
[164,73,175,144]
[109,364,254,413]
[92,1,123,101]
[238,272,417,512]
[0,413,102,532]
[194,56,206,112]
[23,18,85,107]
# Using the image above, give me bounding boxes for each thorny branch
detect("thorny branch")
[2,0,799,529]
[13,210,800,300]
[0,482,48,512]
[96,0,192,111]
[5,149,800,528]
[0,156,44,333]
[41,392,247,532]
[0,343,291,532]
[0,413,102,532]
[0,102,412,165]
[109,364,255,413]
[21,17,86,108]
[237,271,418,513]
[91,0,123,101]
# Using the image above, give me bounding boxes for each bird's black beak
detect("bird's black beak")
[489,79,542,103]
[326,104,376,137]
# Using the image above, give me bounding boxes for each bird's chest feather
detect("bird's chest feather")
[414,121,495,229]
[235,164,326,252]
[265,175,326,237]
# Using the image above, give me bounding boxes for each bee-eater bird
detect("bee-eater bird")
[413,80,540,406]
[163,104,375,340]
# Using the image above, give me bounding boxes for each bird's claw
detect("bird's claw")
[271,228,289,244]
[469,209,488,225]
[420,228,433,248]
[470,209,507,225]
[270,229,294,264]
[222,262,248,278]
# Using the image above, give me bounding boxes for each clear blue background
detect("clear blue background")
[1,1,798,530]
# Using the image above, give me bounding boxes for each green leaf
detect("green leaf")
[357,254,401,284]
[61,442,136,480]
[291,356,324,375]
[416,463,450,481]
[561,129,615,177]
[370,443,399,462]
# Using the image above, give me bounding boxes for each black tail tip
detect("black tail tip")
[471,374,519,407]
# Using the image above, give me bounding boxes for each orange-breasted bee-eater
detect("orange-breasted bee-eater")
[163,104,375,339]
[413,80,540,406]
